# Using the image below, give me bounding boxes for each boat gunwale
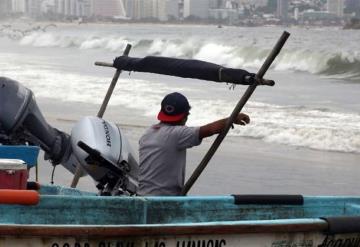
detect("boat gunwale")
[0,219,328,237]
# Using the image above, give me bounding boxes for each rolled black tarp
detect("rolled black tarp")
[113,56,253,85]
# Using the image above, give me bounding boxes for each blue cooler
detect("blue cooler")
[0,145,40,168]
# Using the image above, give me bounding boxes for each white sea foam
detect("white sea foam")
[12,30,360,81]
[273,49,328,73]
[20,32,59,47]
[80,36,130,52]
[194,43,238,67]
[147,38,199,57]
[147,39,185,57]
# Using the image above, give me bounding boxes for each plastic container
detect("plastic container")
[0,159,28,190]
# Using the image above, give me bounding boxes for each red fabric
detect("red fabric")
[157,111,186,122]
[0,169,28,190]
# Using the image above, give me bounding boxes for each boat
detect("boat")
[2,33,360,246]
[1,145,360,247]
[2,173,360,246]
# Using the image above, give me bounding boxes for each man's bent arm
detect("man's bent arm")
[199,113,250,139]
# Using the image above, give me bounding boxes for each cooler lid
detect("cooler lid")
[0,159,27,170]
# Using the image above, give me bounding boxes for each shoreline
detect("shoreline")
[1,19,345,31]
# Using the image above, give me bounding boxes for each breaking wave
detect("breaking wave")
[275,49,360,81]
[14,31,360,82]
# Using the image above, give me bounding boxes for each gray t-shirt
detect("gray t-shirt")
[138,123,202,196]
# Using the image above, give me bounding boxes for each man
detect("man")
[138,92,250,196]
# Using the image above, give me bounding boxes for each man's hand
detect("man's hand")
[234,113,250,126]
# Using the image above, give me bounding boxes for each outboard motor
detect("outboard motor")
[71,117,138,195]
[0,77,139,195]
[0,77,76,172]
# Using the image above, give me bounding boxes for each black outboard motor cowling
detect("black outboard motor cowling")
[0,77,69,165]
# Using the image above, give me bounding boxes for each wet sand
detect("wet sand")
[30,98,360,196]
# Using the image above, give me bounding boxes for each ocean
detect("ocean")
[1,22,359,194]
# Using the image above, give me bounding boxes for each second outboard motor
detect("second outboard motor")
[0,77,78,174]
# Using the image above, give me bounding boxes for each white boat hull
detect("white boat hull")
[0,220,358,247]
[1,232,358,247]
